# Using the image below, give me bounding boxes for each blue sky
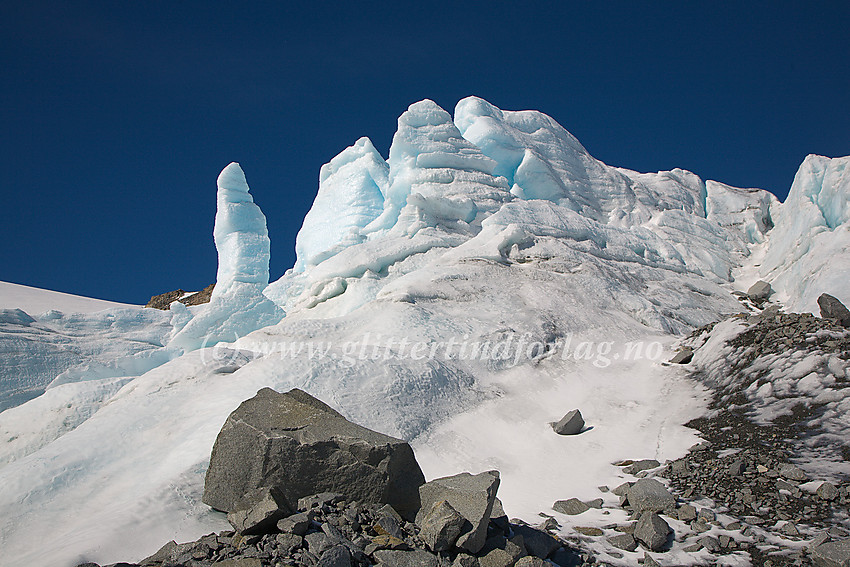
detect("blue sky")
[2,2,848,303]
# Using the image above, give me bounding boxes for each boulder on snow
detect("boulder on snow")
[668,347,693,365]
[747,280,772,301]
[634,512,671,551]
[551,409,584,435]
[416,471,500,554]
[818,293,850,327]
[626,478,676,513]
[203,388,425,518]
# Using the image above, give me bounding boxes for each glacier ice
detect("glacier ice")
[759,154,850,312]
[362,99,512,236]
[212,162,272,294]
[294,137,388,273]
[170,163,283,351]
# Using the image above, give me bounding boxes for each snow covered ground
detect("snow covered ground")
[0,97,847,567]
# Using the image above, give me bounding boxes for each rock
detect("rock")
[584,498,603,509]
[728,460,746,476]
[552,498,589,515]
[227,487,293,535]
[511,524,561,558]
[373,549,439,567]
[611,482,633,497]
[369,534,409,551]
[276,533,304,553]
[278,512,312,536]
[747,281,772,301]
[418,499,466,552]
[607,533,638,552]
[416,470,499,554]
[299,492,344,511]
[374,514,404,539]
[203,388,425,518]
[490,497,510,532]
[643,553,661,567]
[145,284,215,310]
[677,504,697,522]
[453,554,479,567]
[634,513,670,552]
[307,532,334,556]
[214,559,263,567]
[625,479,676,513]
[779,464,808,481]
[623,460,660,475]
[574,526,604,537]
[818,294,850,327]
[146,289,185,310]
[669,348,694,364]
[698,536,721,552]
[318,545,352,567]
[477,536,527,567]
[811,539,850,567]
[514,557,546,567]
[551,409,584,435]
[781,522,800,537]
[818,482,840,501]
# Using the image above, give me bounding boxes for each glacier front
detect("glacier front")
[0,97,847,567]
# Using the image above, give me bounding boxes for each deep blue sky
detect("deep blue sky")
[2,2,848,304]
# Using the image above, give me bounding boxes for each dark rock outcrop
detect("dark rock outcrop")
[203,388,425,519]
[146,284,215,310]
[818,293,850,327]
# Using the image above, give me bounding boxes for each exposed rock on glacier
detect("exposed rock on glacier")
[170,163,282,350]
[203,388,425,519]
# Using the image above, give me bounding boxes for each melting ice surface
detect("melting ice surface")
[0,97,848,567]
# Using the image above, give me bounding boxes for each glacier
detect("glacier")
[0,96,847,567]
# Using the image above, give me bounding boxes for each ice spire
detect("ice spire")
[212,162,271,296]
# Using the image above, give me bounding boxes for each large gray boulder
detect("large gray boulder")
[416,471,500,554]
[812,539,850,567]
[747,280,772,301]
[626,478,676,513]
[551,409,584,435]
[818,294,850,327]
[203,388,425,518]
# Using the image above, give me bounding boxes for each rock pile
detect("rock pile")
[146,284,215,310]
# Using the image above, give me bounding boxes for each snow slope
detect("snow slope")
[0,97,847,567]
[0,280,139,314]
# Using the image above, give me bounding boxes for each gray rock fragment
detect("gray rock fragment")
[318,545,352,567]
[818,482,840,501]
[227,486,293,535]
[552,498,589,515]
[418,499,467,552]
[607,533,638,552]
[626,479,676,513]
[416,470,500,554]
[669,348,694,364]
[811,539,850,567]
[551,409,584,435]
[277,511,312,535]
[634,512,671,552]
[511,524,561,558]
[818,294,850,327]
[747,280,772,300]
[373,549,439,567]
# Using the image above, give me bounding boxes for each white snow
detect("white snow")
[0,97,848,567]
[0,280,139,314]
